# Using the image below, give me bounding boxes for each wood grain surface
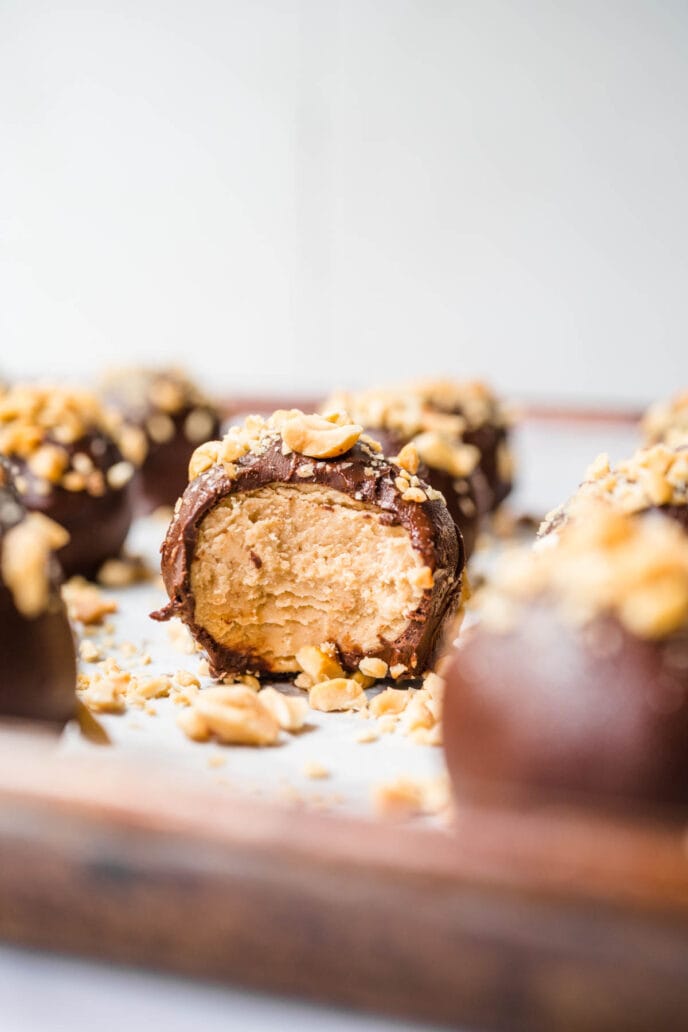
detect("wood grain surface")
[0,726,686,1031]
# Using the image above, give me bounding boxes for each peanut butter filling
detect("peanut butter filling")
[190,484,429,672]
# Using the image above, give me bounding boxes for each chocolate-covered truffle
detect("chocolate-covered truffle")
[539,445,688,538]
[444,502,688,812]
[102,367,221,512]
[152,410,464,680]
[323,387,486,557]
[0,385,139,579]
[405,379,514,511]
[0,461,77,724]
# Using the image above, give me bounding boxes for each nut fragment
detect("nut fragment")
[79,640,101,663]
[358,656,388,679]
[409,566,434,591]
[295,645,345,686]
[63,579,118,625]
[281,412,362,459]
[394,442,420,475]
[194,686,279,745]
[370,688,411,718]
[2,513,69,618]
[27,444,69,483]
[79,662,129,713]
[309,678,366,712]
[189,440,221,480]
[106,461,135,490]
[176,707,212,740]
[258,687,308,732]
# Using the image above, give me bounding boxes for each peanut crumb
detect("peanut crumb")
[79,640,101,663]
[258,687,308,732]
[309,678,366,712]
[63,579,118,625]
[358,656,388,679]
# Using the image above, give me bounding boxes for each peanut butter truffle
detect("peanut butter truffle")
[0,384,140,579]
[102,367,221,512]
[323,387,486,557]
[405,378,514,511]
[0,462,77,724]
[444,502,688,811]
[152,411,464,679]
[539,445,688,539]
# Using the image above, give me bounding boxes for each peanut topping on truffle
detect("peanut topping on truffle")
[323,388,480,478]
[0,384,142,494]
[540,444,688,535]
[483,501,688,639]
[1,512,69,618]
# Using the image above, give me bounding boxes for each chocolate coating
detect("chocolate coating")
[8,432,134,581]
[137,407,221,513]
[153,439,464,679]
[462,421,511,511]
[103,369,221,513]
[361,425,482,558]
[444,604,688,812]
[419,396,511,513]
[0,465,76,724]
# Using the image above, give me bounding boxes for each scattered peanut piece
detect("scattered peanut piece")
[78,660,130,713]
[193,686,279,746]
[175,669,200,688]
[372,777,426,818]
[295,644,345,687]
[358,656,388,679]
[258,687,308,732]
[372,775,452,818]
[97,555,151,588]
[303,760,330,780]
[309,678,366,712]
[63,578,118,625]
[135,675,174,701]
[78,640,101,663]
[369,688,411,718]
[176,707,210,742]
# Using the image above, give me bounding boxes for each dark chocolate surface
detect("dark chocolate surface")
[0,463,76,724]
[153,438,464,679]
[8,433,134,580]
[444,603,688,812]
[135,406,222,513]
[361,425,482,558]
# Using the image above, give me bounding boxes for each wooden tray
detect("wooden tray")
[1,406,686,1031]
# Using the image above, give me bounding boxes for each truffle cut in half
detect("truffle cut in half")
[152,411,464,679]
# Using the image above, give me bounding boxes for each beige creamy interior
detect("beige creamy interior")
[190,484,427,672]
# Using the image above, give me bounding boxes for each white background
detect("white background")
[2,1,687,404]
